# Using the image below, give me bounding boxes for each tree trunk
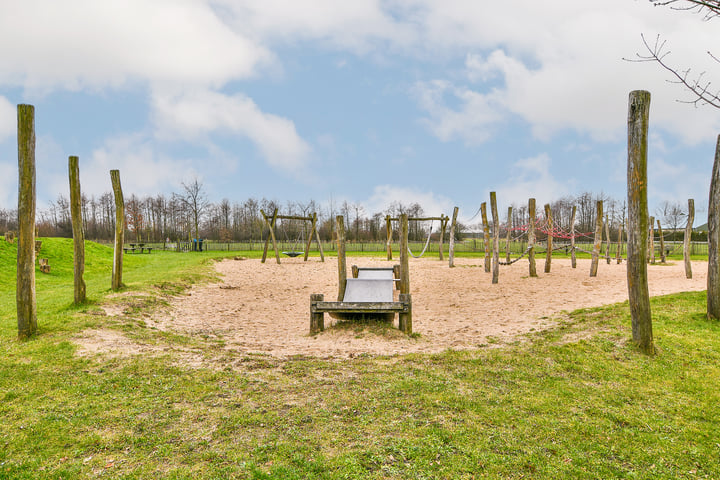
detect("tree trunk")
[491,192,500,284]
[544,204,552,273]
[16,104,37,339]
[336,215,347,301]
[626,90,654,355]
[448,207,459,268]
[684,198,694,279]
[481,203,491,273]
[528,198,537,277]
[590,200,603,277]
[570,205,577,268]
[708,135,720,319]
[69,156,86,304]
[110,169,125,291]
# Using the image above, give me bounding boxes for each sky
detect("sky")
[1,0,719,224]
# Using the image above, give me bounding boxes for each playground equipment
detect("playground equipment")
[310,214,412,335]
[260,208,325,264]
[384,210,457,262]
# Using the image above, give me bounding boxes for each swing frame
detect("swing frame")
[384,213,454,261]
[260,208,325,264]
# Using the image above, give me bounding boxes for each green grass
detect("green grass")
[1,238,719,478]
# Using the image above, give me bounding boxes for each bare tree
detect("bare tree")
[629,1,720,108]
[177,177,209,244]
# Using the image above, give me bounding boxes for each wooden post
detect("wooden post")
[313,212,325,262]
[386,215,393,260]
[399,213,410,295]
[648,215,656,264]
[438,214,447,261]
[310,293,324,334]
[616,221,624,264]
[490,192,500,284]
[604,216,612,265]
[481,203,490,273]
[570,205,577,268]
[684,198,694,279]
[708,135,720,320]
[336,215,347,301]
[505,206,513,263]
[626,90,654,355]
[657,220,666,263]
[16,104,37,339]
[589,201,603,277]
[544,204,552,273]
[528,198,537,277]
[110,169,125,291]
[351,265,359,278]
[448,206,459,268]
[399,293,412,334]
[69,156,86,304]
[261,208,280,264]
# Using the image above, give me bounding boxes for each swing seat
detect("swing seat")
[282,251,303,257]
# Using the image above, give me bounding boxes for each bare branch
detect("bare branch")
[650,0,720,19]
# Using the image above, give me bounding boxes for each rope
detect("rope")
[498,247,532,265]
[407,221,434,258]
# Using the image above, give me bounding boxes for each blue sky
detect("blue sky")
[1,0,719,223]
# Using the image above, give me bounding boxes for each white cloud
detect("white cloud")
[0,0,272,92]
[0,97,14,142]
[362,184,454,217]
[152,89,311,171]
[494,154,567,212]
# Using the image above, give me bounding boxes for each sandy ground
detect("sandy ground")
[138,256,708,359]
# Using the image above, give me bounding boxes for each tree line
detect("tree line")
[0,183,700,244]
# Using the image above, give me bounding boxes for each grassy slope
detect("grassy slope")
[0,238,718,479]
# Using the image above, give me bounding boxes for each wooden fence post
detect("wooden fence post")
[336,215,347,301]
[310,293,324,334]
[490,192,500,284]
[69,156,86,304]
[16,104,37,339]
[481,203,491,273]
[399,213,410,295]
[648,216,656,264]
[657,220,666,263]
[110,170,125,291]
[570,205,577,268]
[616,221,624,264]
[708,135,720,320]
[626,90,654,355]
[544,204,552,273]
[528,198,537,277]
[448,207,459,268]
[590,200,603,277]
[684,198,694,279]
[438,214,446,261]
[386,215,393,260]
[505,206,513,263]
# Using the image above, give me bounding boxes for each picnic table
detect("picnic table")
[123,243,153,254]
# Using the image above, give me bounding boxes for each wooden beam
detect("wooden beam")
[528,198,537,277]
[570,205,577,268]
[481,203,490,273]
[69,156,86,304]
[110,169,124,291]
[590,200,603,277]
[544,204,552,273]
[684,198,694,279]
[708,135,720,320]
[336,215,347,301]
[490,192,500,284]
[448,207,459,268]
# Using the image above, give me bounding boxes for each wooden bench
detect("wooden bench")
[38,258,50,274]
[309,292,412,335]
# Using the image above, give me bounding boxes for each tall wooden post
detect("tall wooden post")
[385,215,393,260]
[684,198,694,279]
[313,212,325,262]
[505,206,513,263]
[604,216,612,264]
[570,205,577,268]
[336,215,347,301]
[590,201,603,277]
[481,203,490,273]
[657,220,666,263]
[708,135,720,320]
[626,90,654,355]
[648,216,656,264]
[261,208,280,264]
[16,104,37,339]
[399,214,411,333]
[110,170,125,291]
[616,221,624,264]
[438,214,447,261]
[69,156,86,304]
[448,207,459,267]
[544,204,553,273]
[528,198,537,277]
[490,192,500,284]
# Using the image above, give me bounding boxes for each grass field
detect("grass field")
[1,237,719,479]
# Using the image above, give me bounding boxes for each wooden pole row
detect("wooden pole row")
[385,211,456,262]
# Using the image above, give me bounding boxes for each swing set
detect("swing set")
[384,212,456,261]
[260,208,325,264]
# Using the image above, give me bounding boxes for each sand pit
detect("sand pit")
[149,256,708,359]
